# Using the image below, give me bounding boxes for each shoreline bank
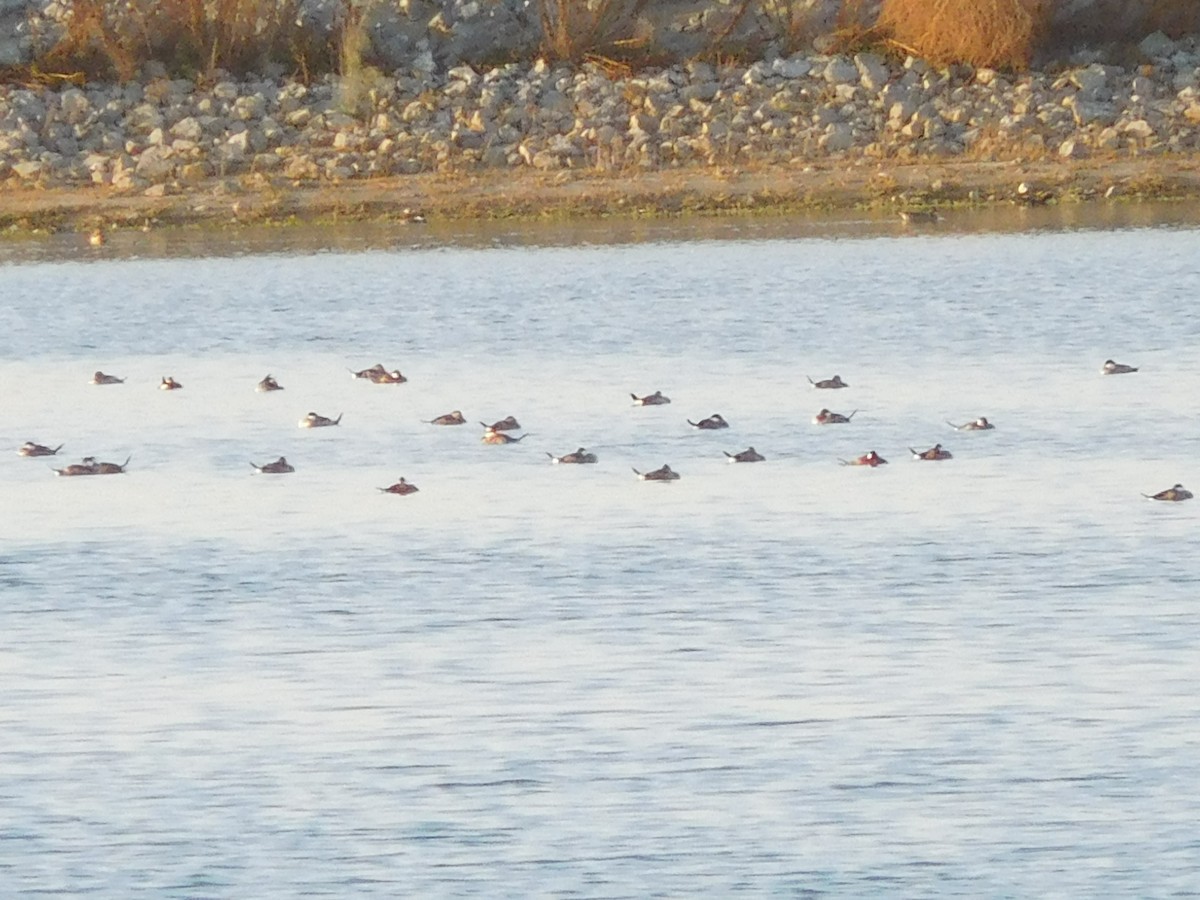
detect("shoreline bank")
[4,155,1200,237]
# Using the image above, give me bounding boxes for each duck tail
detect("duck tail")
[52,444,64,454]
[806,376,815,386]
[945,420,958,430]
[334,413,343,425]
[837,459,851,466]
[121,456,131,469]
[847,410,858,420]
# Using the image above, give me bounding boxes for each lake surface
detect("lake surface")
[3,205,1200,897]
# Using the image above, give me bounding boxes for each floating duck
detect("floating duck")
[947,417,994,431]
[481,416,521,432]
[91,371,124,385]
[910,443,953,460]
[53,455,129,476]
[807,375,848,389]
[839,451,887,467]
[633,464,680,481]
[92,456,131,474]
[250,457,294,474]
[631,390,671,406]
[299,411,342,428]
[18,441,63,457]
[1102,359,1138,375]
[482,428,526,444]
[687,413,729,430]
[160,376,183,390]
[426,410,466,425]
[370,368,407,384]
[351,363,388,380]
[379,477,419,495]
[724,447,765,463]
[1143,484,1192,502]
[257,374,283,392]
[547,448,598,464]
[813,408,857,425]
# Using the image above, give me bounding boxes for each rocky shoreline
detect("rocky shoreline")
[4,31,1200,232]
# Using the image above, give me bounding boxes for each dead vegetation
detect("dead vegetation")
[876,0,1050,70]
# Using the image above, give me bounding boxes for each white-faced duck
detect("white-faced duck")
[251,457,294,474]
[631,390,671,406]
[548,448,598,464]
[724,447,765,463]
[1143,484,1192,502]
[688,413,729,430]
[160,376,183,390]
[19,441,63,457]
[633,464,680,481]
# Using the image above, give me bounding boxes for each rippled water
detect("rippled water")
[3,207,1200,896]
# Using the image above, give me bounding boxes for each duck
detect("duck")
[426,410,466,425]
[91,371,125,385]
[898,209,943,225]
[1143,484,1192,502]
[379,477,419,495]
[1102,359,1138,375]
[547,448,598,464]
[299,411,342,428]
[724,447,765,463]
[400,208,427,224]
[807,375,848,389]
[631,390,671,406]
[160,376,183,390]
[839,451,888,467]
[813,408,857,425]
[633,464,680,481]
[370,368,407,384]
[947,417,994,431]
[257,374,284,392]
[687,413,729,430]
[910,443,953,460]
[482,427,527,444]
[350,363,388,380]
[250,457,294,474]
[481,416,521,432]
[18,441,63,457]
[92,456,131,474]
[53,457,100,477]
[88,226,107,247]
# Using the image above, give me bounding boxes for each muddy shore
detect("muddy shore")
[4,155,1200,237]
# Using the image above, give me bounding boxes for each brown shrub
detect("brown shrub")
[538,0,651,63]
[878,0,1051,70]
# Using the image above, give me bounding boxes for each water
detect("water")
[3,208,1200,897]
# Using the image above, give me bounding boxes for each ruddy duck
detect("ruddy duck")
[379,477,419,494]
[299,411,342,428]
[481,416,521,432]
[54,457,99,477]
[92,456,131,474]
[813,408,856,425]
[898,209,943,224]
[631,390,671,406]
[250,456,294,474]
[687,414,729,430]
[633,464,680,481]
[910,443,953,460]
[18,441,63,457]
[160,376,183,390]
[839,450,888,467]
[547,448,598,464]
[948,417,994,431]
[1102,359,1138,375]
[482,428,527,444]
[371,368,407,384]
[351,363,388,380]
[426,410,466,425]
[91,371,124,385]
[724,447,765,463]
[257,374,284,392]
[1143,483,1192,502]
[808,375,848,389]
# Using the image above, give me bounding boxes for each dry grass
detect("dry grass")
[538,0,651,63]
[878,0,1050,70]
